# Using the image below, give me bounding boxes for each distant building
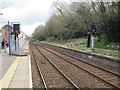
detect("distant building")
[1,24,27,41]
[18,31,27,39]
[1,25,12,40]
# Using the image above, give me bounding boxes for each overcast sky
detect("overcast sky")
[0,0,62,35]
[0,0,116,35]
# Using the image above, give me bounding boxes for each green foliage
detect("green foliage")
[95,41,120,51]
[32,1,120,43]
[40,38,119,58]
[98,13,120,42]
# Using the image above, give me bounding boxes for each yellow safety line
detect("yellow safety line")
[0,57,21,89]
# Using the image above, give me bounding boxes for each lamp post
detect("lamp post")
[0,13,3,53]
[8,21,11,54]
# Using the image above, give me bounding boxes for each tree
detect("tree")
[32,1,120,42]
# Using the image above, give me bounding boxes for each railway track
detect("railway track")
[32,43,120,89]
[30,43,79,89]
[29,44,45,88]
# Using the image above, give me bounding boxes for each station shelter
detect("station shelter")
[0,25,27,55]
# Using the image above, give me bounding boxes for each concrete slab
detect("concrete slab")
[0,57,21,88]
[0,50,16,80]
[9,55,32,88]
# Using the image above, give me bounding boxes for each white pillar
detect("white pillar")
[91,35,94,48]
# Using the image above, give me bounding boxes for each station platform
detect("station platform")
[0,42,32,89]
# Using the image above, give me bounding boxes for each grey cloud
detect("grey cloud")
[0,0,30,9]
[0,2,14,9]
[1,0,52,28]
[19,10,50,25]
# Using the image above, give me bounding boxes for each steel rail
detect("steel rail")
[37,44,120,89]
[35,46,80,90]
[30,44,47,89]
[38,43,120,77]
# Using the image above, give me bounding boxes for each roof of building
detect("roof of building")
[1,25,13,31]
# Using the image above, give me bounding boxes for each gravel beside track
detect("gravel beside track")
[29,44,44,88]
[30,42,120,89]
[30,43,78,89]
[41,45,120,89]
[39,42,120,75]
[35,45,110,88]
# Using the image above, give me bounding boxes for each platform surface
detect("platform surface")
[0,42,32,89]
